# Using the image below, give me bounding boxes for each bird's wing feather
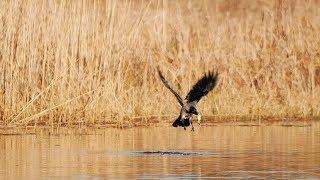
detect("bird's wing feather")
[157,67,184,107]
[185,71,218,103]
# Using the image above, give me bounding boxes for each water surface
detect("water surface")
[0,122,319,179]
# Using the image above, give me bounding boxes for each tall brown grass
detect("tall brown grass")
[0,0,319,127]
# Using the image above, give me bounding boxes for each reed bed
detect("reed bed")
[0,0,319,127]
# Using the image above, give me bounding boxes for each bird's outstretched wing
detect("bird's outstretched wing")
[185,71,218,103]
[157,67,184,107]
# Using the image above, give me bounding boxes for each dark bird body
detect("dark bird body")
[157,67,218,131]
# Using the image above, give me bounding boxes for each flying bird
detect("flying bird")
[157,67,218,131]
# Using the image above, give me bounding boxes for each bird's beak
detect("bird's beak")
[197,114,202,125]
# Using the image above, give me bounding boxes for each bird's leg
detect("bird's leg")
[197,112,202,125]
[190,117,194,132]
[182,119,186,130]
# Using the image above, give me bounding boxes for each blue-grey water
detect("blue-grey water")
[0,122,319,179]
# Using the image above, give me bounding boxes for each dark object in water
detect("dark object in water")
[157,67,218,131]
[126,150,213,156]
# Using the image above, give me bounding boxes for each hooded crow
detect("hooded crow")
[157,67,218,131]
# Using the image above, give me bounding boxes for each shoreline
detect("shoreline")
[0,116,318,135]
